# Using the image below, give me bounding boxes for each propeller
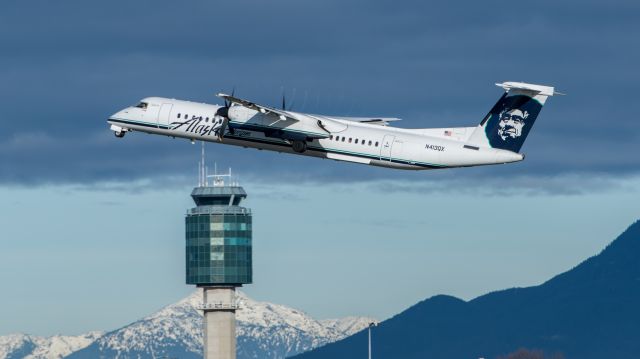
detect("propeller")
[281,88,297,111]
[215,87,236,138]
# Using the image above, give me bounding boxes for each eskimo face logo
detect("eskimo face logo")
[497,109,528,141]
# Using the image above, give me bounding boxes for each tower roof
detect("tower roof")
[191,185,247,206]
[191,186,247,197]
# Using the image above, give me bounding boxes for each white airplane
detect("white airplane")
[107,81,558,170]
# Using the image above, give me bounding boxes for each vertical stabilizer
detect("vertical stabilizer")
[467,82,556,152]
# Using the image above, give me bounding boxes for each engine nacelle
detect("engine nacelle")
[227,105,268,124]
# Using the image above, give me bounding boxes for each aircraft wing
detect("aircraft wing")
[217,93,335,139]
[218,93,399,128]
[217,93,299,122]
[327,116,402,126]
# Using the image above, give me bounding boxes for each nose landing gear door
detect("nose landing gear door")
[158,103,173,129]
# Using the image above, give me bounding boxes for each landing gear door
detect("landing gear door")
[158,103,173,128]
[380,135,395,160]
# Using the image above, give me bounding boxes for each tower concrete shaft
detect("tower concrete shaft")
[201,286,238,359]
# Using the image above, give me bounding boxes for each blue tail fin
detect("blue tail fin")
[468,82,557,153]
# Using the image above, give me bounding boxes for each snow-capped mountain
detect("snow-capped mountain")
[0,291,373,359]
[0,332,102,359]
[234,292,371,359]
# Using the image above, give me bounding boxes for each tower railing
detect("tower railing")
[197,302,240,310]
[187,207,252,215]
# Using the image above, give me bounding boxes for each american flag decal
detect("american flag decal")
[444,130,452,136]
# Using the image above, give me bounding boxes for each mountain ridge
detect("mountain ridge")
[0,332,103,359]
[296,220,640,359]
[0,291,374,359]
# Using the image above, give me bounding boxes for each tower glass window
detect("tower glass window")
[186,183,252,285]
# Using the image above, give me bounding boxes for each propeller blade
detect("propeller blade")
[288,88,297,111]
[219,118,228,138]
[223,87,236,108]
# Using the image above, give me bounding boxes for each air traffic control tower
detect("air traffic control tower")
[186,165,252,359]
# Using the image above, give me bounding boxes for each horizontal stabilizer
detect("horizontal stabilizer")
[496,82,558,96]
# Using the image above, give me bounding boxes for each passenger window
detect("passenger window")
[349,138,352,143]
[355,139,358,144]
[368,140,372,146]
[206,117,209,122]
[342,137,345,142]
[185,114,189,119]
[330,135,333,140]
[375,141,379,147]
[177,113,181,118]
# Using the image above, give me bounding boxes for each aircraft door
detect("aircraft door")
[143,103,161,126]
[158,103,173,128]
[380,135,395,160]
[391,139,404,160]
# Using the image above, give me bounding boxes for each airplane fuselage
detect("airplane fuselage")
[108,97,525,170]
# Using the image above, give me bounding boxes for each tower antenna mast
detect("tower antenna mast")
[201,141,206,186]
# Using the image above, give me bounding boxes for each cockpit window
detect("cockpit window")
[135,102,148,109]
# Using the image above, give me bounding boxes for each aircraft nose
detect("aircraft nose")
[108,108,128,121]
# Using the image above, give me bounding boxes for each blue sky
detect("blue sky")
[1,180,638,336]
[1,0,639,336]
